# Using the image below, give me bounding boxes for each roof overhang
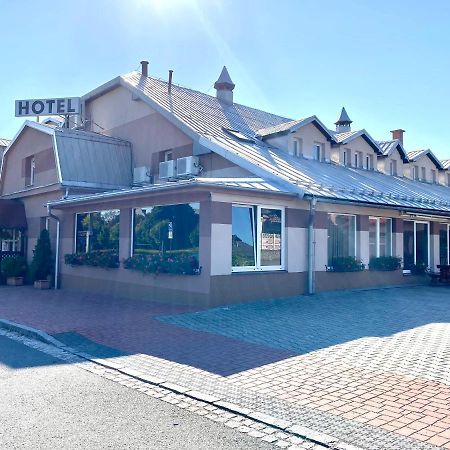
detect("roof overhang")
[0,200,27,229]
[408,149,444,170]
[334,129,383,155]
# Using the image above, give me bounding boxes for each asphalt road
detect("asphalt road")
[0,335,273,449]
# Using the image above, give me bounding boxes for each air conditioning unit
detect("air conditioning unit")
[176,156,200,178]
[159,160,176,180]
[133,166,152,184]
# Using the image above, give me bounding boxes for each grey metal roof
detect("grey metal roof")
[407,149,444,170]
[377,139,409,162]
[335,107,352,124]
[333,129,383,155]
[54,128,132,189]
[0,138,10,148]
[442,159,450,170]
[81,71,450,215]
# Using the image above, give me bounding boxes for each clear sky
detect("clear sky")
[1,0,450,158]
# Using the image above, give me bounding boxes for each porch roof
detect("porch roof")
[0,200,27,229]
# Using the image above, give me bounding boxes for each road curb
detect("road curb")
[0,318,364,450]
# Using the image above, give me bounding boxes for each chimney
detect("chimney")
[335,107,352,133]
[214,66,235,105]
[168,70,173,94]
[140,60,149,77]
[391,129,405,145]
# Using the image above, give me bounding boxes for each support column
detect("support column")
[430,222,441,271]
[357,215,370,267]
[119,208,132,261]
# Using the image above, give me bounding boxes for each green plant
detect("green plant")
[1,256,27,278]
[64,250,119,269]
[123,253,200,275]
[29,229,53,281]
[369,256,402,271]
[329,256,364,272]
[410,262,428,275]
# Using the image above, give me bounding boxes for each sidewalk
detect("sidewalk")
[0,285,448,449]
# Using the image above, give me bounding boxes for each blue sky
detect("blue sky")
[1,0,450,158]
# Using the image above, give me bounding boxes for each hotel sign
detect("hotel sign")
[15,97,81,117]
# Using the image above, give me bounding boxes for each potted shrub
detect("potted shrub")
[1,256,27,286]
[329,256,364,272]
[29,229,53,289]
[369,256,402,271]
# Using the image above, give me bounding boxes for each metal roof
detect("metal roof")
[54,128,132,189]
[377,139,409,162]
[442,159,450,170]
[0,139,11,148]
[407,149,444,170]
[333,129,383,155]
[80,71,450,215]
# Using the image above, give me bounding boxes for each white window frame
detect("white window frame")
[390,160,397,176]
[292,138,302,157]
[1,229,22,252]
[440,223,450,265]
[231,204,285,273]
[369,217,393,258]
[413,221,430,266]
[342,150,347,166]
[421,167,426,182]
[365,155,371,170]
[413,165,419,180]
[30,156,35,186]
[313,143,322,161]
[354,152,359,168]
[431,169,437,184]
[164,150,173,162]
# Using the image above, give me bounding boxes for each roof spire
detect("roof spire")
[214,66,235,105]
[335,107,352,133]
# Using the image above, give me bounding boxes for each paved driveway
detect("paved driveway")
[0,285,449,449]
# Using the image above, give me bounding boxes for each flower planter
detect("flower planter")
[34,279,50,290]
[6,276,24,286]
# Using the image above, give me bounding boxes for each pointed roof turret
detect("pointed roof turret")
[335,107,352,133]
[214,66,235,91]
[214,66,235,105]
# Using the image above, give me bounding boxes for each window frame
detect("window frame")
[231,204,285,273]
[313,143,322,161]
[407,220,430,267]
[369,217,393,258]
[292,138,302,157]
[440,223,450,265]
[327,213,357,265]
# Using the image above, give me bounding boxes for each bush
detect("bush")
[29,229,53,282]
[64,250,119,269]
[369,256,402,271]
[329,257,364,272]
[1,256,27,278]
[123,253,200,275]
[409,262,428,275]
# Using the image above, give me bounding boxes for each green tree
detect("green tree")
[29,229,53,282]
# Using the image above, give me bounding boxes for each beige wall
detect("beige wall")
[331,136,378,170]
[404,155,441,184]
[377,150,405,177]
[1,127,58,196]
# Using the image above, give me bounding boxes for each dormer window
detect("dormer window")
[342,149,351,166]
[390,160,397,176]
[421,167,426,182]
[365,155,373,170]
[354,152,361,168]
[413,165,419,180]
[292,138,302,157]
[25,155,35,187]
[313,143,322,161]
[431,169,437,184]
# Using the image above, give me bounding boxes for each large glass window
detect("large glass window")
[1,229,22,252]
[75,210,120,253]
[327,214,356,264]
[232,205,284,271]
[439,224,449,265]
[403,220,429,269]
[133,203,199,256]
[369,217,392,258]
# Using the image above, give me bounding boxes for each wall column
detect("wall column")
[392,218,404,261]
[357,215,370,267]
[119,208,132,261]
[430,222,441,271]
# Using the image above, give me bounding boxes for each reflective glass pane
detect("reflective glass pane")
[369,218,377,257]
[232,206,255,267]
[403,221,414,269]
[415,222,429,267]
[260,208,282,267]
[134,203,199,257]
[379,218,392,257]
[439,225,448,265]
[327,214,356,264]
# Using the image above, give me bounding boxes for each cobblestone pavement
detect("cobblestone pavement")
[0,286,449,449]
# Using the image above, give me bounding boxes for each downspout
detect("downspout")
[47,205,60,290]
[307,196,317,295]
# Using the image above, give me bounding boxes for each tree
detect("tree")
[29,229,53,282]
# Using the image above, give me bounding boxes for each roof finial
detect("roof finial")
[335,107,352,133]
[214,66,235,105]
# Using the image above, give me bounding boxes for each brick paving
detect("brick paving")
[0,285,449,449]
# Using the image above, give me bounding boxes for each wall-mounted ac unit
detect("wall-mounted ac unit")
[133,166,152,184]
[159,160,176,180]
[176,156,200,178]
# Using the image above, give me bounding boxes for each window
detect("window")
[327,214,356,265]
[75,210,120,253]
[421,167,426,182]
[25,156,35,186]
[390,160,397,176]
[1,229,22,252]
[365,155,373,170]
[448,174,450,187]
[439,224,449,265]
[232,205,284,271]
[292,138,302,157]
[413,166,419,180]
[431,170,437,184]
[342,149,348,166]
[133,203,199,257]
[403,220,429,269]
[163,150,173,162]
[353,152,362,168]
[369,217,392,258]
[313,144,322,161]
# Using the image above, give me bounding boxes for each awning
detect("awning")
[0,200,27,229]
